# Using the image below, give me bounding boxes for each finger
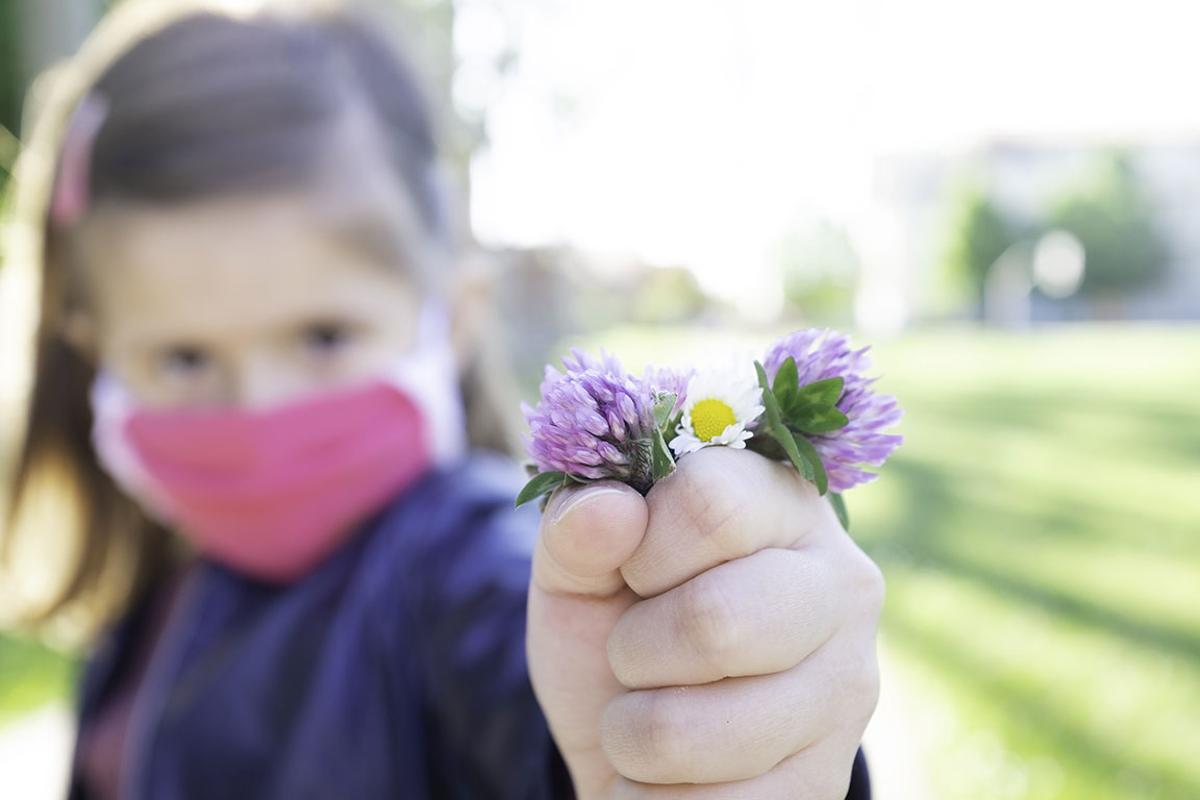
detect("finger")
[527,481,648,797]
[600,629,880,785]
[609,731,866,800]
[620,447,833,598]
[533,480,648,597]
[608,546,843,689]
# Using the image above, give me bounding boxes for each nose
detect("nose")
[227,354,305,410]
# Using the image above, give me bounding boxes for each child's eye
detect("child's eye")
[301,322,354,354]
[159,345,211,376]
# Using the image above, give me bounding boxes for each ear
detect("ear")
[447,250,499,367]
[60,309,99,364]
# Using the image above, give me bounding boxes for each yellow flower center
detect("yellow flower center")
[691,398,737,442]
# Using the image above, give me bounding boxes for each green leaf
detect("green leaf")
[755,361,815,482]
[652,391,678,429]
[665,410,683,438]
[789,432,829,495]
[771,357,799,411]
[829,491,850,531]
[794,376,844,408]
[744,430,787,461]
[514,470,568,508]
[650,427,677,481]
[789,407,850,434]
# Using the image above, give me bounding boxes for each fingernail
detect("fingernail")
[551,486,629,525]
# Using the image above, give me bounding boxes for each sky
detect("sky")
[459,0,1200,314]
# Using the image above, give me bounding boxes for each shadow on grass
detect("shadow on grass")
[916,546,1200,662]
[887,614,1200,799]
[905,389,1200,462]
[866,457,1189,557]
[869,458,1200,663]
[865,449,1200,798]
[864,424,1200,556]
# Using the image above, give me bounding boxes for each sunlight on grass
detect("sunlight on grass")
[0,635,74,723]
[887,568,1200,797]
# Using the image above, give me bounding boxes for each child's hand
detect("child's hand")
[526,447,884,798]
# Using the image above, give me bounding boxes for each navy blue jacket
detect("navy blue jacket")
[68,452,870,798]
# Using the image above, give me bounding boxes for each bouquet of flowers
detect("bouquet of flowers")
[516,329,903,530]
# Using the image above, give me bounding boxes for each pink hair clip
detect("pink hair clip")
[50,92,110,228]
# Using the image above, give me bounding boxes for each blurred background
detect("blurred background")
[1,1,1198,798]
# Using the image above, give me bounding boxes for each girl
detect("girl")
[1,1,879,797]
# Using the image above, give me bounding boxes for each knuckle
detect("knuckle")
[847,545,886,618]
[843,647,882,725]
[862,558,886,615]
[642,691,691,775]
[602,690,690,781]
[680,577,741,667]
[605,624,637,687]
[672,452,751,553]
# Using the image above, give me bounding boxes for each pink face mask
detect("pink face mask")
[90,306,466,583]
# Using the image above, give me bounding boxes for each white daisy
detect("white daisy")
[669,362,765,456]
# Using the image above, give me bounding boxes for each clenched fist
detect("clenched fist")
[526,446,884,799]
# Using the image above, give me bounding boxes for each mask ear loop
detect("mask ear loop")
[390,299,467,466]
[412,297,451,349]
[89,370,177,524]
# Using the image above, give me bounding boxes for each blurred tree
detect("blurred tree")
[390,0,473,167]
[774,220,860,324]
[1,0,104,191]
[0,2,22,144]
[630,265,708,325]
[941,183,1019,315]
[1048,151,1168,299]
[390,0,532,244]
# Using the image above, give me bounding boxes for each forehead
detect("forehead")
[73,192,419,343]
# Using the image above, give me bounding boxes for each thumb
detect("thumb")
[534,481,648,596]
[527,481,647,798]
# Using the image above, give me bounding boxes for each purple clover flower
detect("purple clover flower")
[641,364,693,416]
[764,329,903,492]
[522,349,688,492]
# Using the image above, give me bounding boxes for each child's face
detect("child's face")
[70,192,423,410]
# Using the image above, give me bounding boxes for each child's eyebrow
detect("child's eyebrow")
[324,212,415,272]
[312,197,434,291]
[305,145,439,287]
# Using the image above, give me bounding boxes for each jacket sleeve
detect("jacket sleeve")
[848,747,872,798]
[402,456,576,799]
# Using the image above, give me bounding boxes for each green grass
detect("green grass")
[576,322,1200,800]
[0,632,75,723]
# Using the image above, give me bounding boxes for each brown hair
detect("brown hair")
[0,0,522,643]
